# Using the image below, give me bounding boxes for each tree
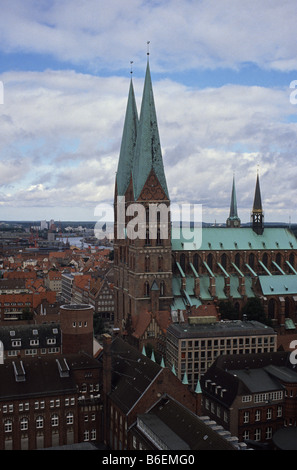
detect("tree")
[241,297,271,325]
[218,300,238,320]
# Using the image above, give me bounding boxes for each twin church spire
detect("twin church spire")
[116,60,168,202]
[226,172,264,234]
[116,60,264,234]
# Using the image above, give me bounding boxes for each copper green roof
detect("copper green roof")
[171,227,297,251]
[116,79,138,196]
[172,273,255,306]
[258,274,297,296]
[132,61,169,200]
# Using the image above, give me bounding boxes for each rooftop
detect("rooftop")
[167,319,275,339]
[171,226,297,252]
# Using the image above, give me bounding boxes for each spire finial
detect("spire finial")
[130,61,133,76]
[147,41,150,58]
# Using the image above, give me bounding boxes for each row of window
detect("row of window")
[72,321,88,327]
[242,427,273,441]
[10,338,56,347]
[2,397,76,413]
[4,413,74,432]
[0,302,31,307]
[180,337,275,349]
[243,407,282,423]
[7,347,60,356]
[177,251,295,273]
[242,391,283,402]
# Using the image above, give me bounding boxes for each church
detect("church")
[113,59,297,353]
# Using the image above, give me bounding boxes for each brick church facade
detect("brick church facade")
[113,60,297,353]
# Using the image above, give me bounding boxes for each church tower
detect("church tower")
[251,171,264,235]
[113,60,172,332]
[226,175,241,228]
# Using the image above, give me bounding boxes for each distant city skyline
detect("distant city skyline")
[0,1,297,223]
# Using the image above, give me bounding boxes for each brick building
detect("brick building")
[99,334,201,450]
[59,304,94,357]
[0,323,61,359]
[200,351,297,447]
[130,396,248,450]
[0,353,101,450]
[113,61,297,351]
[166,317,277,388]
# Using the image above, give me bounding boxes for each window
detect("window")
[254,428,261,441]
[36,416,44,429]
[51,414,59,427]
[66,412,74,425]
[277,405,282,417]
[4,420,12,433]
[267,408,272,420]
[243,411,249,423]
[243,430,249,441]
[255,409,261,421]
[20,417,28,431]
[266,427,273,440]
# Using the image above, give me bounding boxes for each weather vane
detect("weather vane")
[147,41,150,56]
[130,61,133,75]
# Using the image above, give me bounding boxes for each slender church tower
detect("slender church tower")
[226,175,241,228]
[113,59,172,332]
[251,171,264,235]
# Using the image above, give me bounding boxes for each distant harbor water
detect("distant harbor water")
[62,237,112,250]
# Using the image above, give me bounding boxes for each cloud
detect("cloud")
[0,66,297,222]
[0,0,297,73]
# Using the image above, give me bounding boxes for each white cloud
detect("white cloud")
[0,67,297,222]
[0,0,297,72]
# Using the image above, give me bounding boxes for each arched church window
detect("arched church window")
[193,253,199,271]
[221,253,227,269]
[180,253,186,272]
[249,252,255,269]
[207,253,213,271]
[262,252,268,268]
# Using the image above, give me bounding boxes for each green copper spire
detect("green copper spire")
[253,171,263,212]
[116,79,138,196]
[151,349,156,362]
[252,170,264,235]
[195,379,202,394]
[226,175,241,227]
[182,372,189,385]
[132,61,169,200]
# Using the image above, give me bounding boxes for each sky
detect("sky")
[0,0,297,224]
